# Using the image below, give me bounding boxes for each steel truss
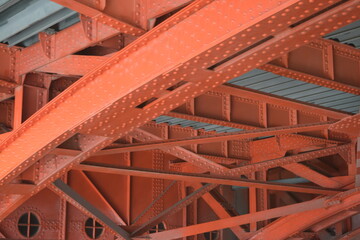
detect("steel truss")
[0,0,359,239]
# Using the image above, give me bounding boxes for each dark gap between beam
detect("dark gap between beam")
[290,0,348,28]
[207,36,274,71]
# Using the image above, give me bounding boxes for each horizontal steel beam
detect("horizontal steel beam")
[0,93,13,103]
[98,122,334,154]
[51,0,145,33]
[35,37,360,97]
[75,163,342,195]
[260,39,360,95]
[228,144,350,176]
[217,84,350,119]
[37,55,107,76]
[0,183,35,194]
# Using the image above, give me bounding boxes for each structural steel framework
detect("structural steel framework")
[0,0,359,239]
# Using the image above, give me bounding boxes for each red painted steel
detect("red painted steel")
[260,39,360,95]
[250,188,360,240]
[35,37,360,94]
[283,163,344,188]
[189,182,247,238]
[145,188,360,239]
[329,113,360,137]
[111,122,335,152]
[310,210,358,232]
[49,179,131,239]
[76,163,342,195]
[3,0,353,208]
[0,0,359,239]
[337,226,360,240]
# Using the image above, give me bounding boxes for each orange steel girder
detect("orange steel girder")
[36,38,360,95]
[0,0,359,239]
[144,188,360,239]
[0,0,355,216]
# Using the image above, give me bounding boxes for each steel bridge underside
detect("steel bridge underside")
[0,0,359,239]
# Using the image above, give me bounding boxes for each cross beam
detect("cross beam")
[0,0,358,223]
[97,122,334,154]
[76,163,342,195]
[50,179,131,240]
[144,189,360,239]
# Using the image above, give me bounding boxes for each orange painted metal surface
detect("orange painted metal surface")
[0,0,359,239]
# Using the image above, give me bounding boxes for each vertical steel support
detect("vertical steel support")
[13,86,23,129]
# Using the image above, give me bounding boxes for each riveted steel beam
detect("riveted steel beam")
[144,189,360,240]
[15,15,142,76]
[0,43,19,85]
[0,79,18,89]
[106,122,335,153]
[15,21,121,75]
[38,55,351,132]
[229,144,350,176]
[0,183,35,194]
[33,52,355,123]
[189,182,247,239]
[52,124,340,160]
[249,188,360,240]
[131,180,177,226]
[109,126,350,237]
[50,179,131,240]
[130,128,229,173]
[51,0,192,31]
[69,170,127,225]
[36,37,360,95]
[216,84,350,120]
[37,55,107,76]
[260,38,360,95]
[0,0,358,222]
[52,146,248,166]
[76,163,342,195]
[329,113,360,138]
[131,183,216,237]
[137,0,193,30]
[283,163,344,188]
[50,0,145,33]
[128,126,347,177]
